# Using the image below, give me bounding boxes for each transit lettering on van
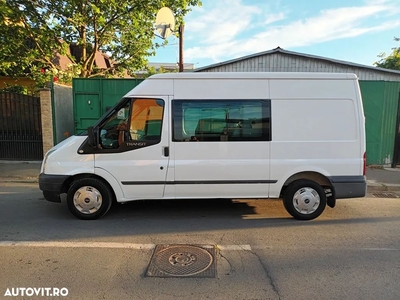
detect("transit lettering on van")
[39,72,367,220]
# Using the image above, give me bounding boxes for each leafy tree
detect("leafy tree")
[144,65,176,78]
[0,0,200,85]
[0,0,69,82]
[375,37,400,71]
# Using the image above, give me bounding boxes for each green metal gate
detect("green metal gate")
[73,78,143,133]
[393,90,400,167]
[360,81,400,165]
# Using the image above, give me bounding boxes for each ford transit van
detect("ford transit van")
[39,72,367,220]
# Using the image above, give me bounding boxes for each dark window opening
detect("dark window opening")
[173,99,271,142]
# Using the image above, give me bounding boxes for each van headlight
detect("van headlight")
[42,149,56,174]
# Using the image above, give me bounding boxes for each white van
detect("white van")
[39,72,366,220]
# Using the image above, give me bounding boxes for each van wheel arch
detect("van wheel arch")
[281,172,336,208]
[61,174,116,203]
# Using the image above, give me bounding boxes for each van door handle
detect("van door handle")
[163,147,169,157]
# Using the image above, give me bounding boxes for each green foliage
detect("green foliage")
[0,0,201,85]
[375,37,400,71]
[143,65,176,78]
[0,83,28,94]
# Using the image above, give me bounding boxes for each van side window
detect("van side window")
[128,99,164,142]
[172,100,271,142]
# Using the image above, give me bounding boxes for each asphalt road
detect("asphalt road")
[0,182,399,300]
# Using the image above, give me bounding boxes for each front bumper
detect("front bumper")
[39,173,70,203]
[329,176,367,199]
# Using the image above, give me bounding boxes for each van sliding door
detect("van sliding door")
[171,99,271,199]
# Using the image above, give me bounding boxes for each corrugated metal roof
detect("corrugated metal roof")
[149,72,357,79]
[193,47,400,76]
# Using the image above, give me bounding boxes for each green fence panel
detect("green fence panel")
[382,82,400,165]
[360,81,400,165]
[73,78,143,133]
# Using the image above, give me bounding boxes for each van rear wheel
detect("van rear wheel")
[283,180,326,220]
[67,178,113,220]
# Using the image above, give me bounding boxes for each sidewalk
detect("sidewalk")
[365,167,400,193]
[0,161,399,194]
[0,161,42,183]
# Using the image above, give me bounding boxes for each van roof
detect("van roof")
[148,72,358,80]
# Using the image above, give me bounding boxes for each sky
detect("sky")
[149,0,400,69]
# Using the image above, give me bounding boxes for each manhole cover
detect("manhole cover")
[371,192,399,198]
[145,244,216,278]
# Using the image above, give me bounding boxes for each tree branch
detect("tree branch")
[87,67,116,77]
[20,17,58,69]
[87,14,98,75]
[98,7,137,38]
[23,0,81,26]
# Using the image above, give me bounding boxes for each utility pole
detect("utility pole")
[179,24,184,72]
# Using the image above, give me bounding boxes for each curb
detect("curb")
[367,185,400,192]
[366,179,400,192]
[0,177,38,184]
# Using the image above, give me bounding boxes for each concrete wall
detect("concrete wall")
[53,83,74,144]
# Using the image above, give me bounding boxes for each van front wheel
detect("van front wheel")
[67,178,113,220]
[283,180,326,220]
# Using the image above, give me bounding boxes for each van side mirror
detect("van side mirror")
[87,126,98,149]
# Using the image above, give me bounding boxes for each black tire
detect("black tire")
[283,180,326,220]
[67,178,113,220]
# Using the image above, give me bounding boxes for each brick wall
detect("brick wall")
[40,88,54,155]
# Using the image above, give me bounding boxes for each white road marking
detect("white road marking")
[0,241,155,250]
[1,242,397,251]
[0,241,252,251]
[363,248,400,251]
[217,245,252,251]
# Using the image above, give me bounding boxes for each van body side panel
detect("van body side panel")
[173,79,268,100]
[124,79,174,97]
[93,167,125,201]
[269,79,365,198]
[173,142,271,198]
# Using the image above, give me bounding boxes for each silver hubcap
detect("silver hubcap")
[73,186,102,215]
[293,187,320,215]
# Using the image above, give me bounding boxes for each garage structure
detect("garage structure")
[194,47,400,167]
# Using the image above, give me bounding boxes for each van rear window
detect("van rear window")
[172,100,271,142]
